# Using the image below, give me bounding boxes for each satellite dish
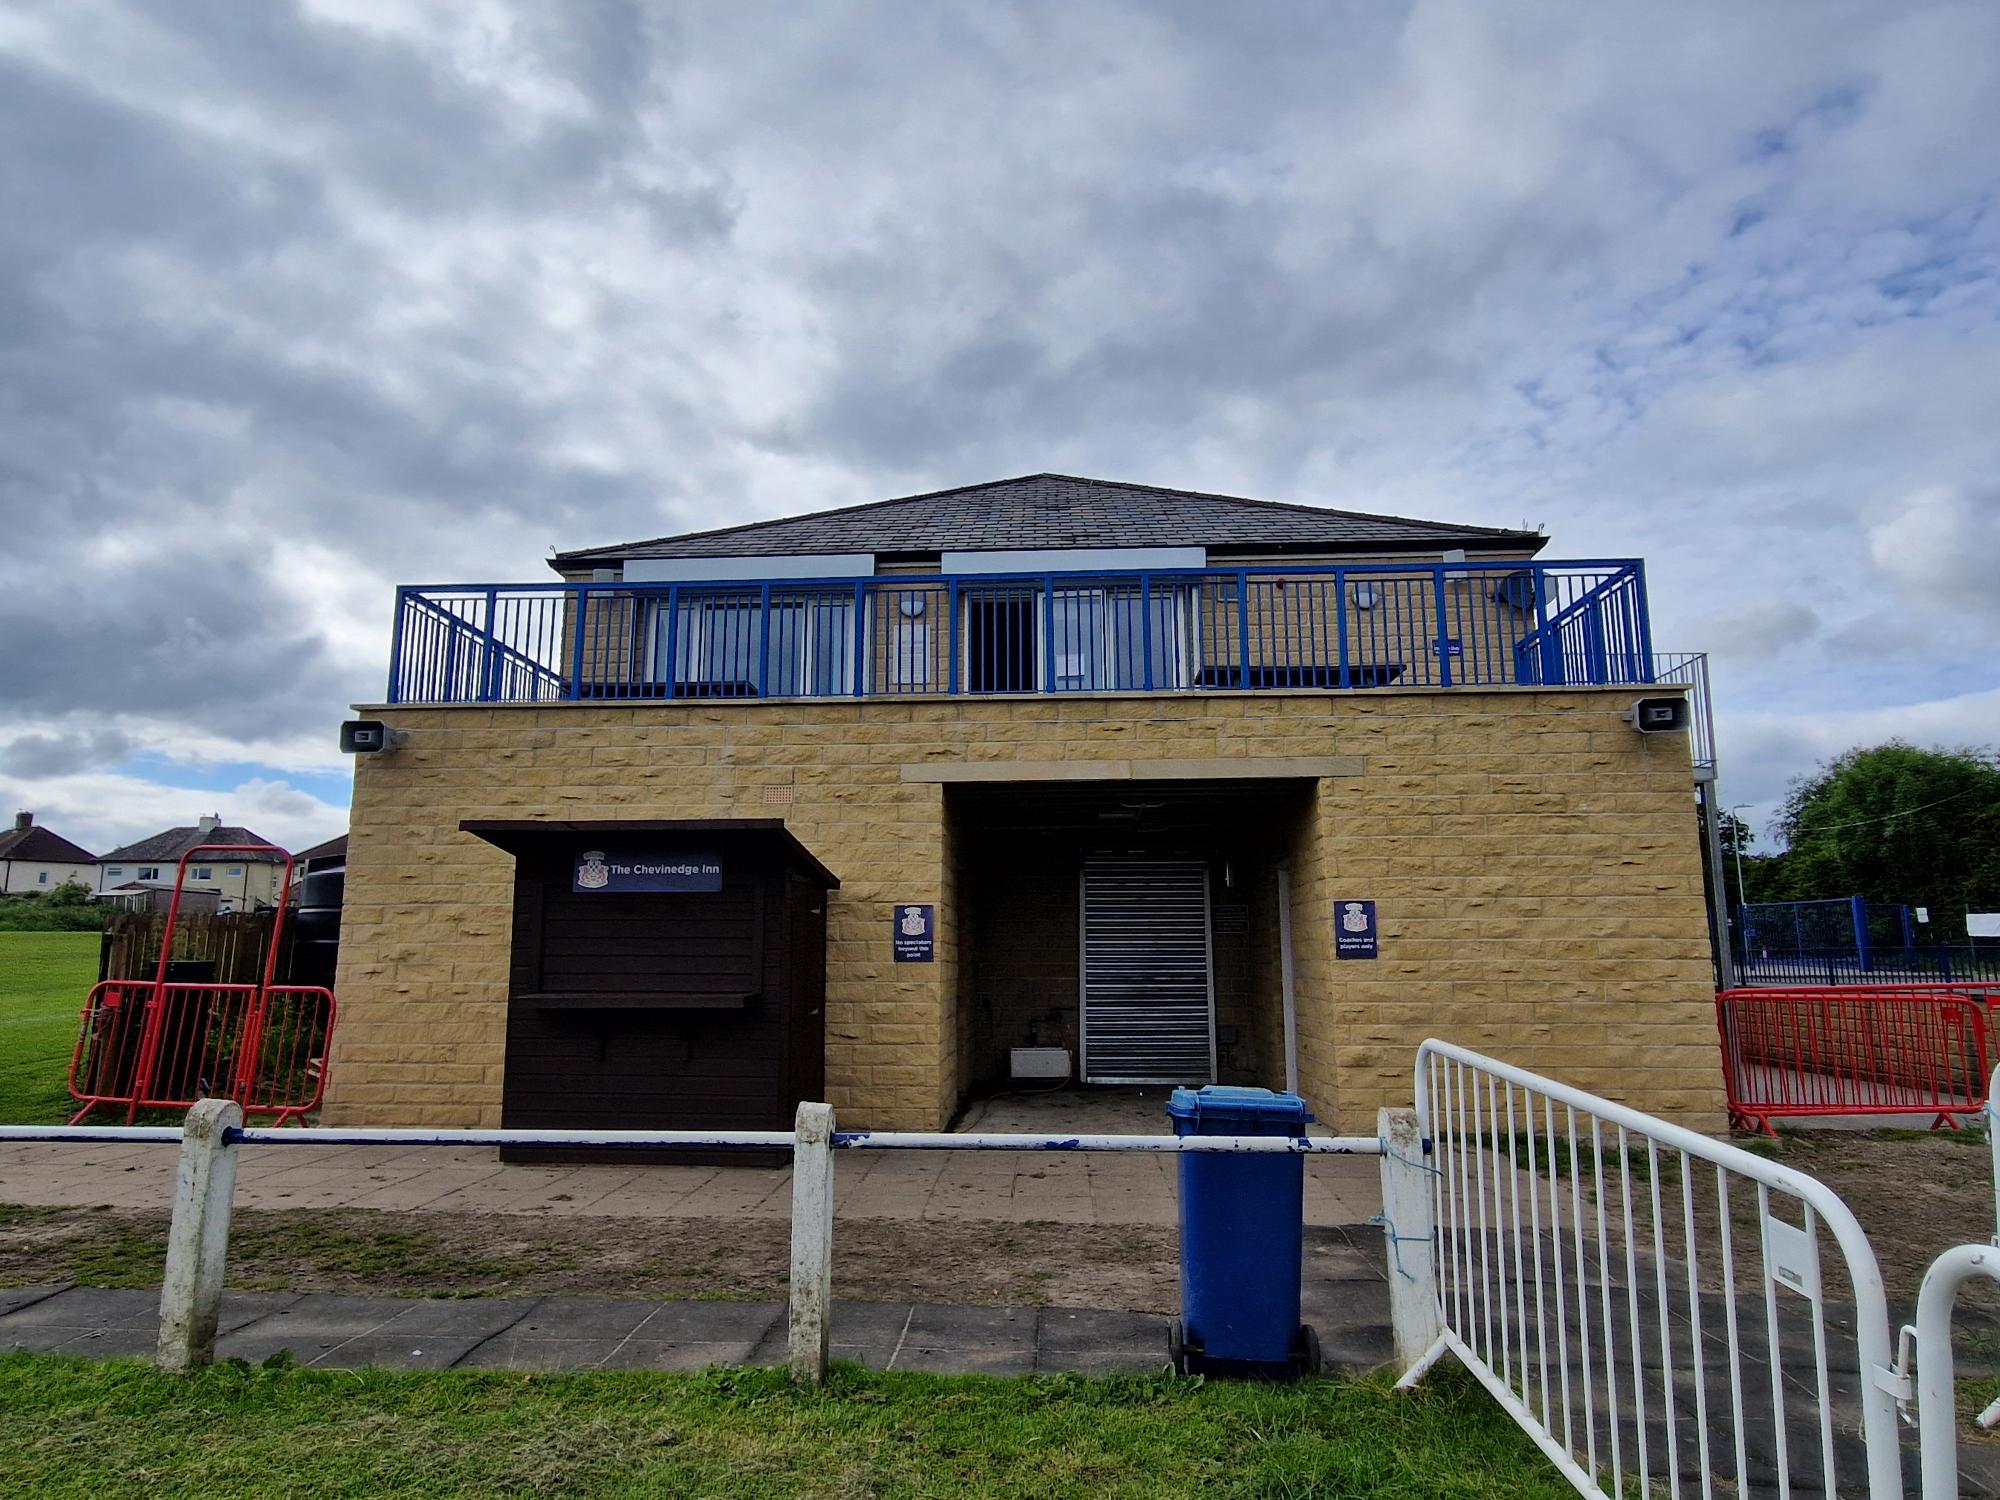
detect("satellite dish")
[1493,570,1537,611]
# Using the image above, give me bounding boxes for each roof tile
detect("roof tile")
[554,473,1543,565]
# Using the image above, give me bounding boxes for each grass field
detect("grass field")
[0,1355,1568,1499]
[0,930,95,1125]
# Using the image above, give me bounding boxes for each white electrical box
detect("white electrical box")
[1010,1047,1072,1081]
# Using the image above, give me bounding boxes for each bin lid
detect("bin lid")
[1164,1085,1313,1128]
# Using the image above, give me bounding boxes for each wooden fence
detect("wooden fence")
[97,910,298,987]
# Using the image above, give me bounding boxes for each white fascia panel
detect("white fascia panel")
[940,547,1206,575]
[622,553,876,584]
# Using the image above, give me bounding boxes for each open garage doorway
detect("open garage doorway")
[944,779,1317,1112]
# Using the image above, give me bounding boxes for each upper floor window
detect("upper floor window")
[37,871,48,884]
[192,868,213,881]
[226,865,243,876]
[138,866,160,881]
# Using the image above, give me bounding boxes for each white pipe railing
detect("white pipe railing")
[1899,1064,2000,1499]
[4,1106,1385,1383]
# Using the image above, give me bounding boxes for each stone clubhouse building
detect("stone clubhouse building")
[325,473,1723,1134]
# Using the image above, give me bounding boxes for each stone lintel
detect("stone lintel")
[900,756,1365,784]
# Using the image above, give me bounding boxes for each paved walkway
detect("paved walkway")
[0,1267,1395,1377]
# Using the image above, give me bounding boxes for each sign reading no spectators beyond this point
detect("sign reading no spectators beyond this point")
[893,904,935,962]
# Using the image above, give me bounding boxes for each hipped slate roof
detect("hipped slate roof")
[0,823,96,864]
[98,825,289,864]
[553,473,1545,567]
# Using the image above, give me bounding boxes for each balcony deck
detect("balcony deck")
[385,559,1713,772]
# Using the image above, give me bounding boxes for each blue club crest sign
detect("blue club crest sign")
[893,903,935,962]
[1335,899,1378,959]
[572,848,723,894]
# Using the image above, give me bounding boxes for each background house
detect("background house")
[331,473,1720,1134]
[0,812,97,894]
[95,814,290,913]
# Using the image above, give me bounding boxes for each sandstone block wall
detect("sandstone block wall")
[327,688,1723,1130]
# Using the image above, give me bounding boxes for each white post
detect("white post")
[1277,863,1300,1095]
[788,1101,835,1384]
[157,1098,242,1372]
[1377,1106,1442,1374]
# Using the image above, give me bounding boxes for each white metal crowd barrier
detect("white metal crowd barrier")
[1412,1039,1907,1500]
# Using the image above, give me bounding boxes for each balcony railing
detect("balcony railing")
[387,558,1694,723]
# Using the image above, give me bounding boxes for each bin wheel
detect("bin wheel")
[1293,1324,1322,1378]
[1168,1319,1205,1377]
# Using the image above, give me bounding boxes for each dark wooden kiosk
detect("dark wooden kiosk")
[461,818,837,1164]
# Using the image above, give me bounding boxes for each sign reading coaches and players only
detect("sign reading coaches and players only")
[1335,898,1379,959]
[573,849,723,894]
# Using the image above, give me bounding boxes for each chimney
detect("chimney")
[12,811,30,831]
[198,813,221,834]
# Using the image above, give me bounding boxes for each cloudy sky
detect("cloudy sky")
[2,0,1996,857]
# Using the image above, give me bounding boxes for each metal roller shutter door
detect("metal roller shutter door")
[1080,858,1215,1084]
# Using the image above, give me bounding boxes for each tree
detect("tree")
[1696,801,1759,910]
[1769,742,2000,940]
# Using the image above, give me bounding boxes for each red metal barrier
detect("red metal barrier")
[1717,986,1990,1134]
[66,842,336,1124]
[68,981,335,1124]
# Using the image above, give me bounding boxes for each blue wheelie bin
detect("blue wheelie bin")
[1165,1085,1318,1378]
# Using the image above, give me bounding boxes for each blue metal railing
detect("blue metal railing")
[386,559,1666,708]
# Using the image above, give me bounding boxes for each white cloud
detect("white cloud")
[0,768,349,859]
[1868,484,2000,622]
[0,0,1995,848]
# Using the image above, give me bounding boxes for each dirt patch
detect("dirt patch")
[0,1204,1187,1311]
[1534,1125,2000,1314]
[1745,1128,1998,1304]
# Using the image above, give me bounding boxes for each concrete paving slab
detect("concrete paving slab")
[596,1338,764,1371]
[497,1296,661,1342]
[456,1334,630,1371]
[1036,1307,1165,1352]
[218,1292,309,1332]
[371,1299,540,1338]
[904,1303,1037,1352]
[0,1284,68,1318]
[828,1301,918,1342]
[2,1286,158,1329]
[307,1333,501,1370]
[39,1325,160,1358]
[642,1301,784,1343]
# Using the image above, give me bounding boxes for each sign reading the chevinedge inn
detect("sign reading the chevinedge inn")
[892,904,935,962]
[572,849,722,894]
[1335,899,1379,959]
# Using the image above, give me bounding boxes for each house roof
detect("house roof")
[552,473,1546,568]
[0,823,96,864]
[294,834,348,864]
[98,825,290,864]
